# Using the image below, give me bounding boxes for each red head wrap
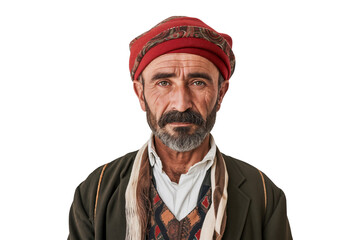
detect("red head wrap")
[129,16,235,81]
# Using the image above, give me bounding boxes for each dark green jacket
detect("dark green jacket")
[68,151,292,240]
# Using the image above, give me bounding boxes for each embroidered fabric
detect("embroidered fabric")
[148,181,212,240]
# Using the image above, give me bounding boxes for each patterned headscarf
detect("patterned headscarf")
[129,16,236,81]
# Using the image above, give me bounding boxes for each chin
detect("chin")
[155,127,208,152]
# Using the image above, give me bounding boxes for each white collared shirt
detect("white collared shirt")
[148,135,216,220]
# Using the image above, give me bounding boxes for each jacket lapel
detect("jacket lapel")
[223,155,250,239]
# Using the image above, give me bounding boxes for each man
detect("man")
[68,16,292,240]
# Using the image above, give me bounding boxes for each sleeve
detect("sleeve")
[263,189,292,240]
[68,186,95,240]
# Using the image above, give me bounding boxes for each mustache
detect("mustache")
[158,110,205,128]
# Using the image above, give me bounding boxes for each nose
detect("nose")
[170,85,193,112]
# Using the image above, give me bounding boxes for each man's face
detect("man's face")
[133,53,229,152]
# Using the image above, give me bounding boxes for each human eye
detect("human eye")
[157,80,170,87]
[192,80,206,87]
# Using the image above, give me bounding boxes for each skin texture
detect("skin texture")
[133,53,229,183]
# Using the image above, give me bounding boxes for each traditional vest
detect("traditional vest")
[147,179,212,240]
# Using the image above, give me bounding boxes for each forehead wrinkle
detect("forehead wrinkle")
[150,67,215,83]
[151,63,216,73]
[150,57,215,67]
[145,55,219,83]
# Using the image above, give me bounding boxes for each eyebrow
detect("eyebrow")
[151,73,176,81]
[187,72,213,82]
[150,72,213,82]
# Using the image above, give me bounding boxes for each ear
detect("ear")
[216,80,229,111]
[133,79,146,111]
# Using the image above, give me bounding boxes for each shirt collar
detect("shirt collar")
[148,135,159,167]
[147,133,216,171]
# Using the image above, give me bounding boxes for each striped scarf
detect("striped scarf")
[125,141,228,240]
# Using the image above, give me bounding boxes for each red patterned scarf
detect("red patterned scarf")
[125,142,229,240]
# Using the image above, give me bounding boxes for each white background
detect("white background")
[1,0,359,239]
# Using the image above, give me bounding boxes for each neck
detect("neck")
[154,134,211,183]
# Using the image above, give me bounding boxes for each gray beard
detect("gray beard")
[154,126,208,152]
[145,100,218,152]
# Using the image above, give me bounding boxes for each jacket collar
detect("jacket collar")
[222,154,250,239]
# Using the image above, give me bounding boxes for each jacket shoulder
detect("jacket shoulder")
[75,151,138,220]
[222,153,281,192]
[222,153,286,217]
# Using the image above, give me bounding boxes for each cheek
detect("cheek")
[145,89,170,118]
[197,92,218,116]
